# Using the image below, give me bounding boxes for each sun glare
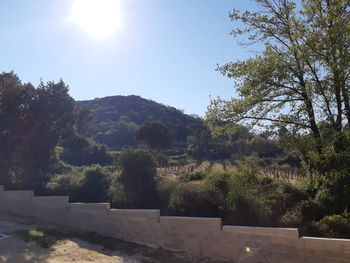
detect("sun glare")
[70,0,122,39]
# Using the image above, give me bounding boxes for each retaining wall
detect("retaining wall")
[1,185,350,262]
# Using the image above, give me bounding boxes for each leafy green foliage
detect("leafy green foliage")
[207,0,350,156]
[46,164,115,203]
[179,172,206,183]
[0,72,75,190]
[158,163,308,227]
[168,182,220,217]
[201,0,350,237]
[187,125,285,162]
[315,214,350,239]
[74,106,96,137]
[77,95,202,150]
[136,122,172,150]
[118,149,158,208]
[60,134,113,166]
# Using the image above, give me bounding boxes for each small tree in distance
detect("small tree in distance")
[136,122,172,151]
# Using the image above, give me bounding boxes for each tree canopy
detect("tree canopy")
[136,122,172,151]
[206,0,350,154]
[0,72,75,189]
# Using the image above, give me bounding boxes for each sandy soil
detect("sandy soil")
[0,218,144,263]
[0,215,226,263]
[0,235,145,263]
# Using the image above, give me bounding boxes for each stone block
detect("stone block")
[223,225,299,238]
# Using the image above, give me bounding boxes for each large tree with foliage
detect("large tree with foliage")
[0,72,75,189]
[207,0,350,156]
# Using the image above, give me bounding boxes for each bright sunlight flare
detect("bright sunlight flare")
[70,0,122,39]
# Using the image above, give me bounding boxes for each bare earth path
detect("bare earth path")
[0,215,228,263]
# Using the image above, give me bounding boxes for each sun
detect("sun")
[70,0,122,39]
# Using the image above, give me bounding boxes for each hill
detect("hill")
[76,95,203,150]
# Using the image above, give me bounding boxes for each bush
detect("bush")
[204,172,231,213]
[118,149,158,208]
[108,178,127,208]
[168,182,220,217]
[76,166,110,202]
[281,207,304,227]
[45,165,84,198]
[206,172,231,194]
[60,135,113,166]
[205,163,309,227]
[314,214,350,238]
[156,176,179,212]
[45,165,113,203]
[179,172,206,182]
[264,182,308,220]
[314,188,336,215]
[224,171,273,226]
[301,188,338,222]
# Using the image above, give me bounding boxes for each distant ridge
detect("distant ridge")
[76,95,203,150]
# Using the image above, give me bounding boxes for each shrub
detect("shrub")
[281,207,304,227]
[314,188,336,215]
[118,149,158,208]
[262,181,308,221]
[315,214,350,238]
[300,199,324,222]
[214,163,307,227]
[225,172,273,226]
[179,172,206,182]
[108,179,127,208]
[45,165,84,198]
[45,165,112,203]
[204,172,231,213]
[300,188,337,222]
[77,166,110,202]
[205,172,231,194]
[156,176,180,212]
[168,182,220,217]
[60,135,113,166]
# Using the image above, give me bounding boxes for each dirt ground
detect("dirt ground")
[0,214,228,263]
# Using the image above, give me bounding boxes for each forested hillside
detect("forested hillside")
[76,95,202,150]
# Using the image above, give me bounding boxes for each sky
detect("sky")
[0,0,259,116]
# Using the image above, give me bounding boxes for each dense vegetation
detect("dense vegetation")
[1,0,350,240]
[207,0,350,238]
[1,69,349,239]
[76,96,202,150]
[0,73,75,190]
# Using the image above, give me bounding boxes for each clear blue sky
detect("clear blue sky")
[0,0,258,116]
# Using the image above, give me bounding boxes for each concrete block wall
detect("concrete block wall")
[1,186,350,262]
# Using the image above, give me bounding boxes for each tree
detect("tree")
[186,127,213,159]
[118,149,158,208]
[60,134,112,166]
[74,106,96,137]
[0,72,75,189]
[206,0,350,155]
[135,122,172,151]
